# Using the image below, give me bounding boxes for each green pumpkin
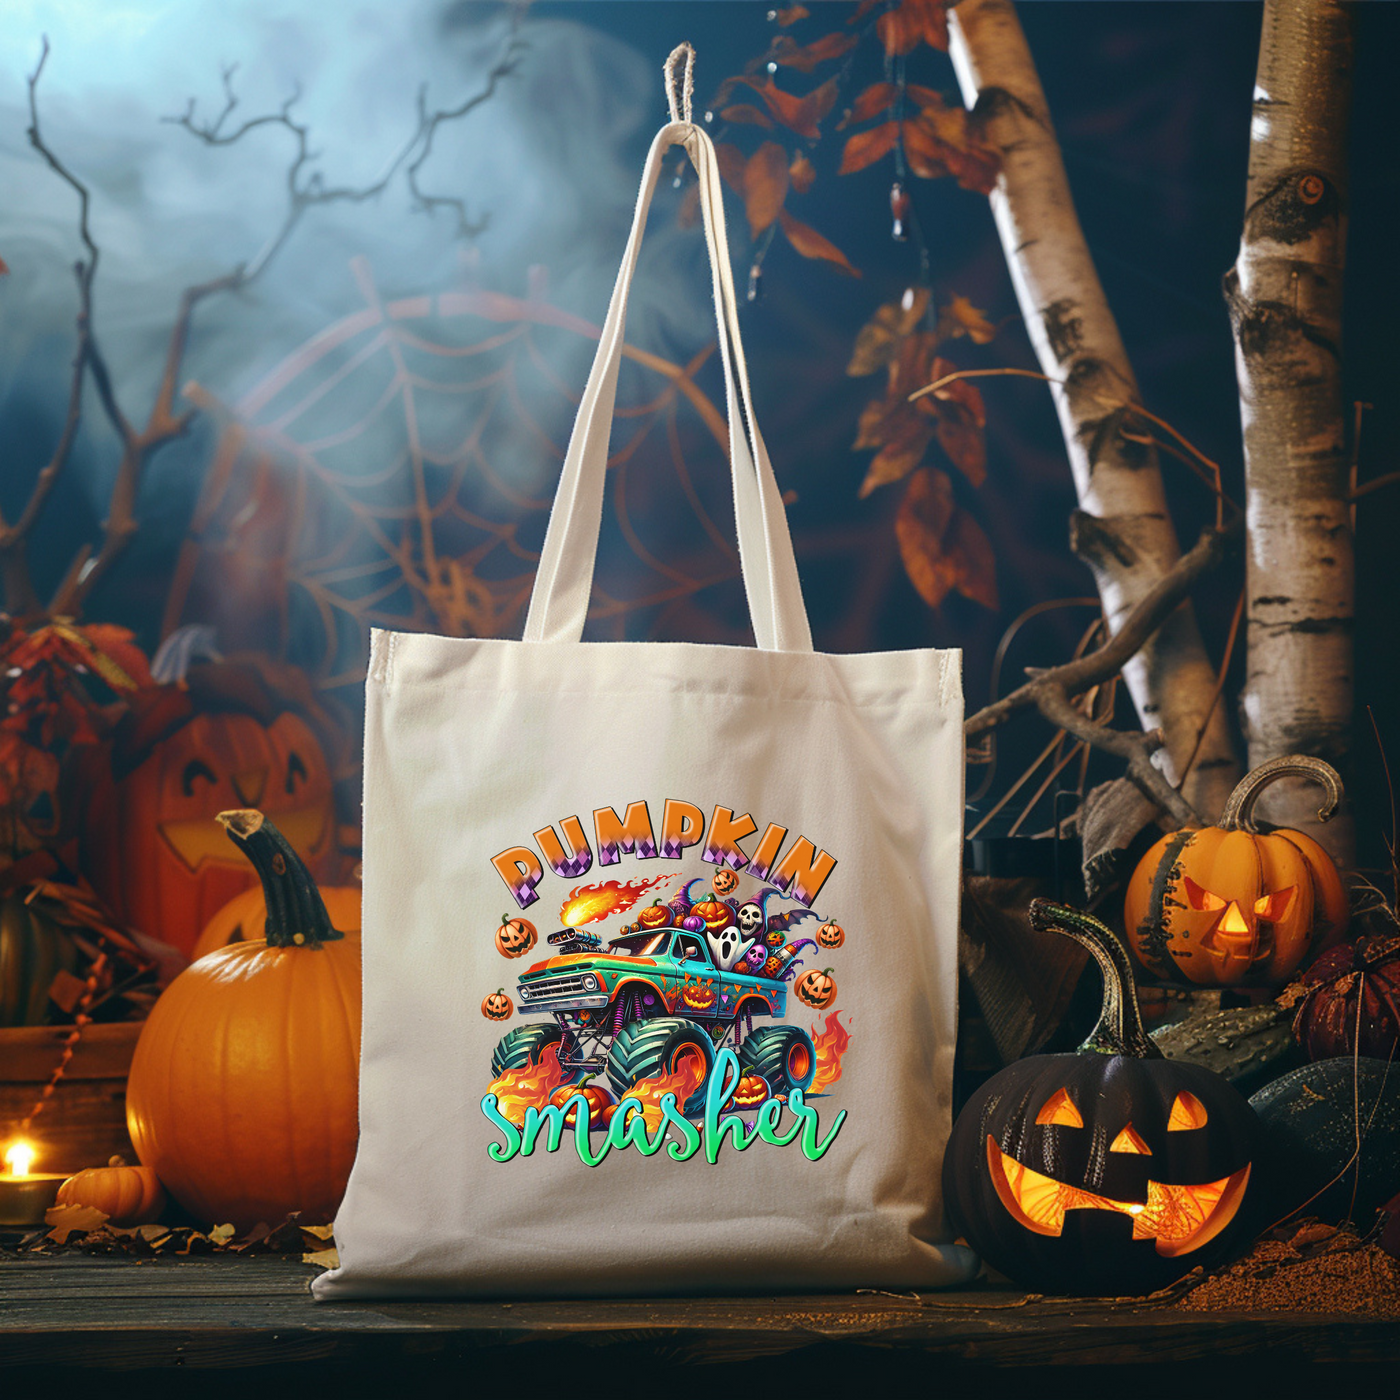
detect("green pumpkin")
[0,890,80,1026]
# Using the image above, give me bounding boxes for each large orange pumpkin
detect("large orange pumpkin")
[83,658,340,958]
[126,809,360,1231]
[191,879,361,962]
[56,1157,165,1226]
[1125,756,1348,988]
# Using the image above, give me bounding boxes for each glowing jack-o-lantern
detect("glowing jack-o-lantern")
[711,869,740,896]
[495,914,538,959]
[944,901,1258,1296]
[1125,756,1348,987]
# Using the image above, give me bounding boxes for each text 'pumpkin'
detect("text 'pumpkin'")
[1125,756,1347,987]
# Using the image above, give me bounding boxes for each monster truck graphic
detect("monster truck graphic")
[488,926,817,1118]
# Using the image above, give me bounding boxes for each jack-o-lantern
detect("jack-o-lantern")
[734,1073,770,1108]
[944,900,1258,1296]
[82,657,341,958]
[712,869,739,896]
[495,914,538,959]
[795,967,837,1010]
[1125,756,1348,987]
[636,899,673,930]
[482,988,513,1021]
[549,1079,617,1128]
[681,980,716,1012]
[0,887,80,1027]
[816,919,845,949]
[692,893,732,933]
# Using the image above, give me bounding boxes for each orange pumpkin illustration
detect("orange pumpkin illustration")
[712,868,739,896]
[549,1080,617,1128]
[817,919,845,949]
[692,894,732,932]
[733,1073,770,1108]
[636,899,674,930]
[681,980,716,1011]
[495,914,538,959]
[482,988,513,1021]
[795,967,837,1010]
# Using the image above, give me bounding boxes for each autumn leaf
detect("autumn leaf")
[770,32,859,73]
[895,468,998,610]
[860,419,933,497]
[789,152,816,195]
[743,142,790,237]
[905,84,947,111]
[878,0,951,56]
[839,121,899,175]
[734,75,839,141]
[45,1204,109,1243]
[903,109,1000,193]
[841,82,897,130]
[778,209,860,275]
[920,354,987,484]
[714,142,747,193]
[775,3,809,23]
[721,103,774,129]
[847,287,931,376]
[940,293,997,345]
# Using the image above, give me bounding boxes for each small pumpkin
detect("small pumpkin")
[1284,931,1400,1062]
[691,892,733,933]
[944,901,1258,1297]
[495,914,538,959]
[0,888,80,1027]
[126,809,360,1232]
[636,899,674,930]
[56,1156,165,1226]
[733,1073,769,1109]
[680,913,706,933]
[712,869,739,896]
[1125,756,1348,987]
[795,967,837,1010]
[549,1079,617,1128]
[191,879,361,961]
[482,988,513,1021]
[816,919,845,950]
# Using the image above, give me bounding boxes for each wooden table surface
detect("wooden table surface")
[2,1251,1399,1389]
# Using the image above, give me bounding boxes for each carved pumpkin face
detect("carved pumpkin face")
[733,1073,770,1108]
[495,915,538,959]
[85,707,336,958]
[1125,757,1347,987]
[712,869,739,896]
[482,989,513,1021]
[817,920,845,949]
[549,1080,617,1128]
[681,979,716,1011]
[637,899,674,930]
[692,895,732,933]
[795,967,837,1009]
[945,901,1258,1296]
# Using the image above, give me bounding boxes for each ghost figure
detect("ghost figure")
[736,902,765,940]
[706,922,757,972]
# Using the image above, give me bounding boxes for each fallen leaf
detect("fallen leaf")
[770,32,859,74]
[45,1204,109,1243]
[941,293,997,345]
[721,103,774,129]
[300,1223,336,1241]
[1290,1222,1340,1249]
[744,141,790,237]
[209,1223,237,1245]
[839,121,899,175]
[303,1245,340,1269]
[734,75,839,141]
[847,287,931,377]
[778,209,860,275]
[841,82,897,129]
[789,151,816,194]
[895,469,998,610]
[775,3,809,23]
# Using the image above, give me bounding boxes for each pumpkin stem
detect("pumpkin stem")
[1218,754,1344,834]
[1028,900,1161,1059]
[216,809,343,948]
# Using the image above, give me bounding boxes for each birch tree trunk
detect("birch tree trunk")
[1225,0,1354,862]
[949,0,1240,820]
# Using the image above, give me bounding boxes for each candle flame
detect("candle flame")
[4,1140,35,1177]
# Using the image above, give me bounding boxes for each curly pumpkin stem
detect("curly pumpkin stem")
[216,809,343,948]
[1218,754,1344,834]
[1028,899,1160,1060]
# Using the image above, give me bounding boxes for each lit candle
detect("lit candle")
[0,1140,68,1227]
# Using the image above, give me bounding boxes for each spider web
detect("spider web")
[165,256,744,753]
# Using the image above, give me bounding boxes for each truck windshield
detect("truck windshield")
[606,931,670,957]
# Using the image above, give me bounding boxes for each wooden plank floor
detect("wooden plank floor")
[2,1252,1399,1379]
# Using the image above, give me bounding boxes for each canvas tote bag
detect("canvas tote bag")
[314,53,977,1300]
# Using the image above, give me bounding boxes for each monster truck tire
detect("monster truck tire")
[606,1016,715,1119]
[490,1022,564,1078]
[739,1024,817,1095]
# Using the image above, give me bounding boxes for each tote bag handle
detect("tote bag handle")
[522,61,814,654]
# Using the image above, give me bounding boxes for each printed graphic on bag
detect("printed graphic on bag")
[480,799,851,1166]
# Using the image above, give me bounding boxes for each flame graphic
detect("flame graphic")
[617,1049,709,1132]
[486,1043,571,1126]
[558,875,675,927]
[809,1010,851,1094]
